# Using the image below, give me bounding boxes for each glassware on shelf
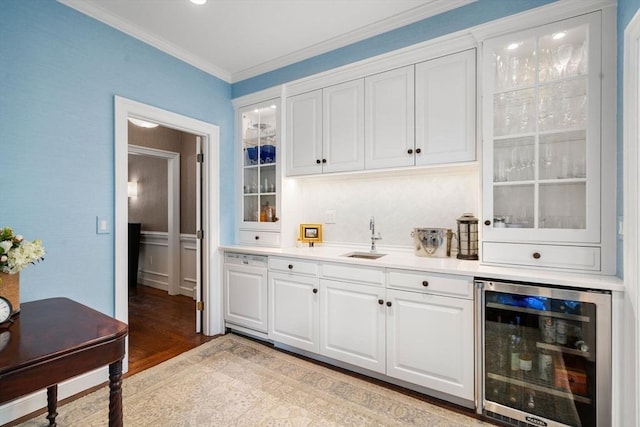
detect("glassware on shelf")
[493,185,534,228]
[539,25,588,82]
[493,137,535,183]
[240,102,279,225]
[538,130,586,181]
[539,182,586,229]
[538,79,587,132]
[488,20,591,234]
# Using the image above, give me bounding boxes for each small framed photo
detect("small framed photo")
[299,223,323,245]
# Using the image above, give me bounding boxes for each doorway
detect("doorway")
[114,96,222,373]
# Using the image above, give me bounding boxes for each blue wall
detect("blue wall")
[2,0,636,316]
[0,0,234,315]
[232,0,556,98]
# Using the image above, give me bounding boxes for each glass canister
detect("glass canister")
[456,213,479,260]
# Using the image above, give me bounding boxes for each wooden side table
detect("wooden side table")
[0,297,128,426]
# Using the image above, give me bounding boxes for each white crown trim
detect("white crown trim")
[229,0,477,83]
[58,0,475,84]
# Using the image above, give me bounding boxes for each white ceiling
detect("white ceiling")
[59,0,474,83]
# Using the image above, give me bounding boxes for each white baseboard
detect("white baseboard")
[0,366,108,425]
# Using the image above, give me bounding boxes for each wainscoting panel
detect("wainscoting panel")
[138,231,169,291]
[180,234,197,298]
[137,231,196,297]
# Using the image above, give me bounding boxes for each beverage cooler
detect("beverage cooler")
[476,280,611,427]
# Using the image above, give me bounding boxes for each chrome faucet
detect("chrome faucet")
[369,216,382,252]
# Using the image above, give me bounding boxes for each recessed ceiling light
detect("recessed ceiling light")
[128,118,159,128]
[552,31,567,40]
[190,0,207,4]
[270,105,277,109]
[507,43,520,50]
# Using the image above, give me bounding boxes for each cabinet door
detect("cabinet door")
[238,100,280,233]
[319,280,385,373]
[386,289,474,401]
[415,49,476,165]
[223,263,268,333]
[323,80,365,173]
[482,12,602,245]
[286,90,323,176]
[365,66,415,169]
[269,272,319,352]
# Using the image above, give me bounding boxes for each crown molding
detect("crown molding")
[229,0,476,83]
[58,0,475,84]
[58,0,232,82]
[469,0,616,41]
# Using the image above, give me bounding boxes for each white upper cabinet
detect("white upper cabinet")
[286,49,478,176]
[286,90,323,176]
[323,80,365,173]
[415,49,476,165]
[236,99,281,245]
[481,11,615,273]
[364,66,415,170]
[286,82,364,176]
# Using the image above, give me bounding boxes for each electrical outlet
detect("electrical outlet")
[325,209,337,224]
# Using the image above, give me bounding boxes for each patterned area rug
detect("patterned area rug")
[19,334,490,426]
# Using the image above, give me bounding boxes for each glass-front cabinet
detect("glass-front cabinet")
[236,99,281,246]
[481,12,614,272]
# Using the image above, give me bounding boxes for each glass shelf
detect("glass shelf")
[487,20,591,234]
[486,372,592,404]
[240,102,279,225]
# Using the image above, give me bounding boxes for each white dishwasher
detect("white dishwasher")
[223,253,268,334]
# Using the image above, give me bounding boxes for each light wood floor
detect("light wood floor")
[127,285,215,376]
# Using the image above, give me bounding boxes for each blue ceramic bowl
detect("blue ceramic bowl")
[260,145,276,164]
[246,147,259,164]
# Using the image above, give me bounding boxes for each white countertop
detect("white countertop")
[220,244,625,292]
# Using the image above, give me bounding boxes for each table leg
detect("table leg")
[46,385,58,427]
[108,359,124,427]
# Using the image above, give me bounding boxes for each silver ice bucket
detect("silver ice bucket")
[411,228,453,258]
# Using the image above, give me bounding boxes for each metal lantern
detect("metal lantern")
[456,213,479,260]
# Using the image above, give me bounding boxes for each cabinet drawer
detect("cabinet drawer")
[387,269,473,299]
[482,242,601,271]
[269,257,318,276]
[239,230,280,247]
[320,262,385,286]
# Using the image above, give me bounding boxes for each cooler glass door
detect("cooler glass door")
[478,280,611,427]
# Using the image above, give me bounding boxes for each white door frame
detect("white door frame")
[115,96,222,353]
[128,145,181,296]
[623,8,640,427]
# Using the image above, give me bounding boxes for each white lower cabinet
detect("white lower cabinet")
[386,288,474,401]
[268,270,319,353]
[267,258,475,404]
[223,253,268,333]
[319,279,386,373]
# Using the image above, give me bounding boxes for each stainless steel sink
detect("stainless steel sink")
[342,252,386,260]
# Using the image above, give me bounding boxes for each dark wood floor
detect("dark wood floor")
[127,285,215,376]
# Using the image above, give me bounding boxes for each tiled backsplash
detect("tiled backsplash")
[297,165,480,249]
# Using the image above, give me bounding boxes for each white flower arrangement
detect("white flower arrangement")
[0,226,45,275]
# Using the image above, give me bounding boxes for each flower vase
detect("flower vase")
[0,272,20,314]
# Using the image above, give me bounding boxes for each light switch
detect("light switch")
[96,216,110,234]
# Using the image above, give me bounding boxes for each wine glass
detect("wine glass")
[555,44,573,77]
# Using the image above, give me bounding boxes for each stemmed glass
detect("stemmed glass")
[553,44,573,78]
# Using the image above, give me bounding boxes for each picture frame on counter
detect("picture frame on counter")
[299,223,323,246]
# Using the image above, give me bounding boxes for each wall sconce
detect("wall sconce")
[128,181,139,198]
